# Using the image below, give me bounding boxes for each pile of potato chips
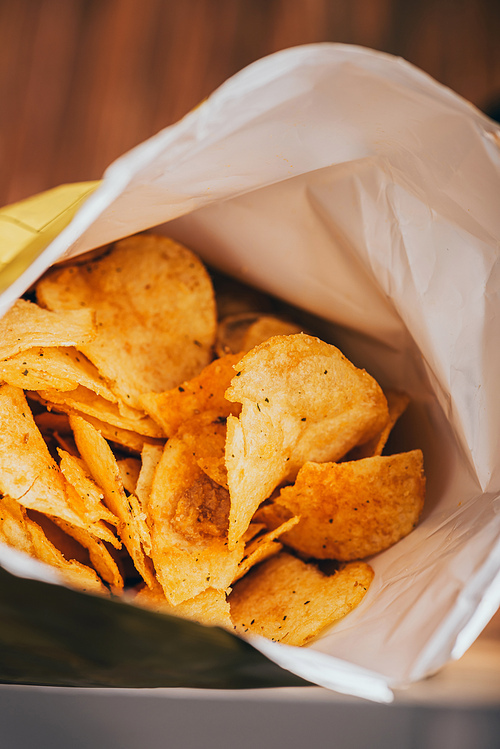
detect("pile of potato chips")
[0,234,425,646]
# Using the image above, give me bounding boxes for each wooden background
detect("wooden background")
[1,0,500,207]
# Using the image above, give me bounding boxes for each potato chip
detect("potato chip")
[229,552,374,646]
[44,515,124,592]
[139,353,241,438]
[0,299,95,360]
[147,438,242,605]
[0,496,105,594]
[216,312,305,357]
[36,234,217,407]
[35,386,164,438]
[0,384,86,527]
[134,585,231,628]
[69,413,157,588]
[233,516,300,583]
[260,451,425,560]
[177,412,229,489]
[0,347,117,401]
[215,313,303,357]
[225,334,389,547]
[57,449,120,546]
[117,458,141,496]
[135,444,163,509]
[347,390,410,460]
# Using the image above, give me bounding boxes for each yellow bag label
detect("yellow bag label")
[0,181,101,293]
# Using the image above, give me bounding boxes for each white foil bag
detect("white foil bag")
[1,44,500,702]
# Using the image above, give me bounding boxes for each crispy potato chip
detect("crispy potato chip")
[225,334,389,547]
[140,353,241,438]
[147,438,242,605]
[177,412,228,489]
[0,496,105,594]
[229,552,374,645]
[0,384,86,527]
[216,313,304,357]
[0,299,95,360]
[0,347,117,401]
[38,513,124,592]
[135,444,163,510]
[260,451,425,560]
[348,391,410,460]
[233,516,300,583]
[134,585,231,628]
[117,458,141,496]
[35,386,165,438]
[69,414,157,588]
[36,234,217,407]
[57,449,120,547]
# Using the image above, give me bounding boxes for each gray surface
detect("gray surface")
[0,684,499,749]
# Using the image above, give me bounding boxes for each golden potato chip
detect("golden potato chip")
[177,412,229,489]
[0,384,86,527]
[0,496,105,594]
[117,458,141,496]
[139,353,241,438]
[216,313,304,357]
[57,449,120,547]
[261,451,425,560]
[134,585,231,628]
[229,552,373,646]
[0,299,95,360]
[0,347,117,401]
[225,334,389,547]
[36,234,217,407]
[69,413,157,588]
[147,438,242,605]
[43,514,124,592]
[135,444,163,509]
[233,516,300,583]
[35,386,164,438]
[347,390,411,460]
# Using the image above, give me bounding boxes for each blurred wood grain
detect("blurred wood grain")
[0,0,499,205]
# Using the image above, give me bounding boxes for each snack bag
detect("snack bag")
[0,44,499,701]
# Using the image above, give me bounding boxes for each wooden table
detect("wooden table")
[1,0,499,206]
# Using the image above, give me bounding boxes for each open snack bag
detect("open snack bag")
[0,44,499,702]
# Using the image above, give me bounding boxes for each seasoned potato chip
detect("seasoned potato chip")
[347,390,410,460]
[0,347,116,401]
[0,496,105,594]
[140,353,241,438]
[215,313,303,357]
[260,451,425,560]
[135,444,163,509]
[0,384,86,527]
[147,438,242,605]
[233,516,300,583]
[36,234,217,407]
[48,516,124,592]
[0,299,95,360]
[69,414,157,588]
[35,386,164,438]
[177,412,229,489]
[225,334,389,547]
[134,585,231,628]
[57,449,120,547]
[229,552,373,645]
[117,458,141,496]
